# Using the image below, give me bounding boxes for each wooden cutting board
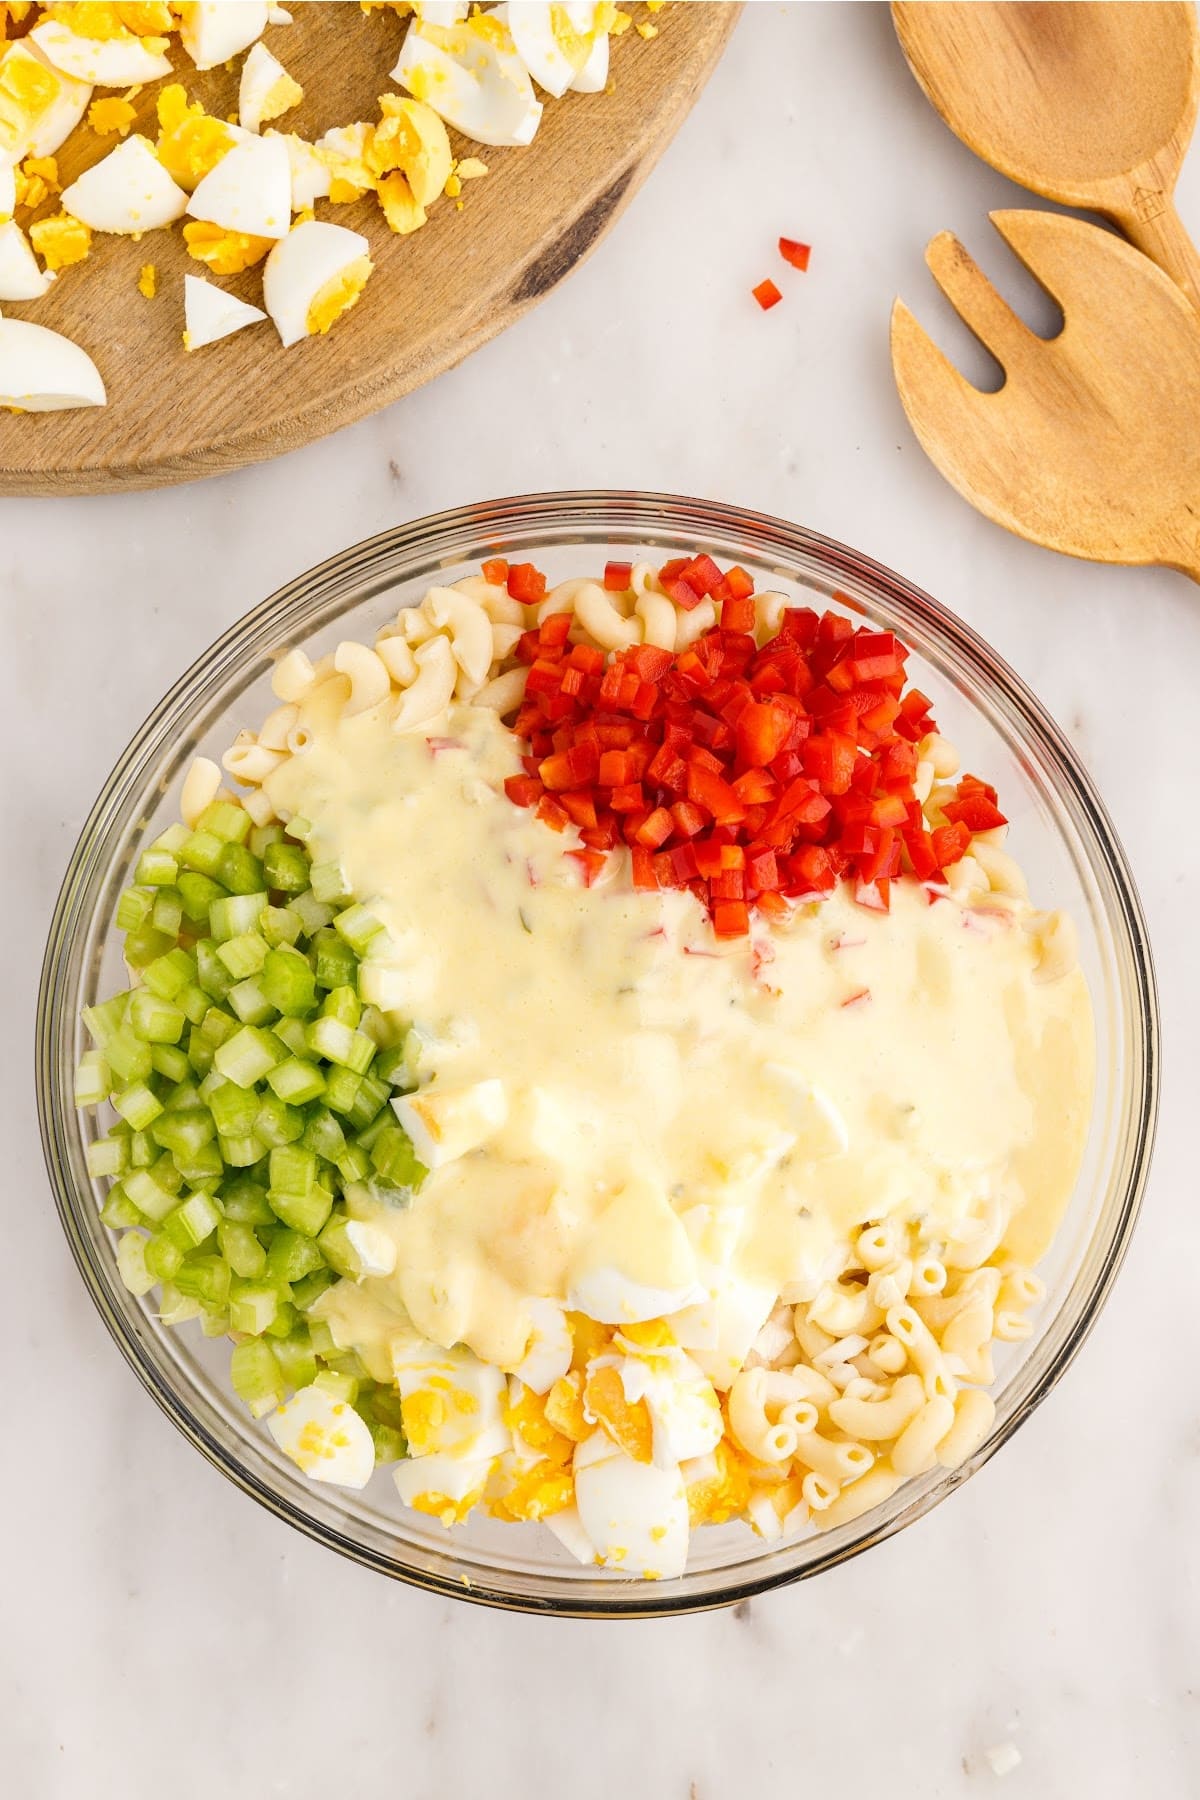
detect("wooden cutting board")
[1,2,738,496]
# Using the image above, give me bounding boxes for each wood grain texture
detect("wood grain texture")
[0,2,739,496]
[890,209,1200,583]
[892,2,1200,307]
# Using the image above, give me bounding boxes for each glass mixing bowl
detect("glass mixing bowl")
[37,492,1159,1617]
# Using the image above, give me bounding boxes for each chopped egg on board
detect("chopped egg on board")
[182,218,271,273]
[182,270,265,348]
[391,13,543,149]
[267,129,331,208]
[0,162,14,219]
[86,92,138,137]
[392,1078,508,1171]
[573,1431,690,1578]
[506,1,595,98]
[569,13,609,92]
[391,1336,510,1459]
[316,120,375,201]
[0,217,53,297]
[0,315,101,408]
[30,19,173,86]
[187,129,292,238]
[393,1448,495,1526]
[413,2,469,24]
[29,209,91,268]
[369,93,450,205]
[0,39,91,162]
[178,0,269,72]
[155,84,245,190]
[60,132,187,232]
[238,39,302,133]
[267,1381,375,1488]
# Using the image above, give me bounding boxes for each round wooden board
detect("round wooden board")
[1,2,739,496]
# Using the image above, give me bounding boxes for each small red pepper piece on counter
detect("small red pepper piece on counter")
[778,237,811,272]
[752,278,783,310]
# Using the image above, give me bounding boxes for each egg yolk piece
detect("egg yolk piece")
[182,218,271,273]
[304,253,373,336]
[29,209,90,268]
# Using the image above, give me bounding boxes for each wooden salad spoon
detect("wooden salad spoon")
[892,2,1200,310]
[890,209,1200,582]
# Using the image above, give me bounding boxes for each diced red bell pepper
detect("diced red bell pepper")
[508,562,548,604]
[779,237,811,271]
[503,774,542,808]
[712,899,750,936]
[753,278,783,311]
[735,700,792,769]
[482,557,509,586]
[604,560,633,592]
[634,807,674,849]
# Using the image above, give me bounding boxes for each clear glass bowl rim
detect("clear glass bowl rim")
[37,490,1160,1618]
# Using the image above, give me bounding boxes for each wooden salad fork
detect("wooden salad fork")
[890,209,1200,583]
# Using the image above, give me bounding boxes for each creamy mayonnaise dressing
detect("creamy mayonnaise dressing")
[266,701,1094,1377]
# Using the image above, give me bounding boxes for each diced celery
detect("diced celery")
[290,1268,336,1312]
[129,1129,157,1169]
[82,993,129,1049]
[218,1217,267,1278]
[151,1106,216,1158]
[266,1057,325,1105]
[320,984,361,1029]
[179,829,226,877]
[372,1044,410,1086]
[289,889,334,937]
[368,1422,406,1464]
[153,824,190,855]
[306,1016,375,1074]
[335,1143,371,1185]
[358,1004,394,1049]
[200,1308,232,1339]
[209,892,268,944]
[261,946,316,1017]
[115,886,154,932]
[135,845,178,887]
[100,1185,143,1229]
[199,1007,239,1049]
[227,976,276,1027]
[333,903,383,954]
[129,989,185,1044]
[87,1134,129,1179]
[75,1050,112,1108]
[216,931,269,979]
[265,1227,324,1285]
[178,982,210,1026]
[174,1253,230,1308]
[150,1044,189,1083]
[345,1072,390,1131]
[214,1024,283,1088]
[310,860,351,905]
[323,1066,362,1117]
[174,1142,225,1188]
[197,800,251,845]
[269,1182,333,1239]
[263,841,311,894]
[302,1107,346,1163]
[124,924,175,969]
[288,816,313,842]
[163,1192,222,1250]
[307,1316,338,1356]
[271,1015,310,1058]
[142,947,196,1001]
[113,1081,164,1131]
[272,1329,318,1393]
[264,1300,299,1340]
[144,1230,184,1280]
[255,1092,304,1148]
[262,905,302,948]
[150,1153,184,1197]
[250,822,285,858]
[178,872,225,925]
[314,1367,359,1404]
[230,1284,281,1339]
[157,1284,202,1326]
[195,939,234,1001]
[312,929,357,992]
[371,1122,426,1190]
[269,1144,317,1198]
[217,843,265,896]
[151,889,184,938]
[163,1076,203,1111]
[117,1232,155,1297]
[229,1339,284,1417]
[220,1175,274,1225]
[106,1026,153,1084]
[186,1027,214,1078]
[219,1132,268,1168]
[316,1214,362,1279]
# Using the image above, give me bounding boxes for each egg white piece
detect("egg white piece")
[267,132,332,208]
[569,15,609,92]
[1,41,92,161]
[672,1273,779,1389]
[61,135,188,234]
[0,316,105,410]
[30,20,172,87]
[262,218,372,348]
[392,1078,508,1171]
[344,1217,398,1279]
[505,2,588,98]
[187,131,292,239]
[615,1345,725,1468]
[391,16,543,149]
[393,1449,496,1521]
[239,40,301,134]
[267,2,293,20]
[267,1382,375,1488]
[0,219,53,300]
[0,162,14,220]
[183,273,267,350]
[414,2,469,23]
[573,1432,690,1578]
[568,1264,705,1327]
[391,1336,511,1459]
[180,0,270,71]
[510,1297,573,1394]
[543,1502,596,1565]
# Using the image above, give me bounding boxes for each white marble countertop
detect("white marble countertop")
[4,4,1198,1795]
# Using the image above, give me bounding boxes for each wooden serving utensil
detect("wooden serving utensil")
[890,209,1200,582]
[892,2,1200,309]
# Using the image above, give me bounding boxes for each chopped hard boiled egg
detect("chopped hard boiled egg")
[182,270,266,349]
[267,1381,375,1488]
[28,209,91,269]
[573,1431,690,1578]
[393,1449,494,1526]
[30,19,172,86]
[155,84,244,190]
[238,39,302,134]
[510,1297,573,1394]
[569,16,610,93]
[60,132,187,232]
[567,1176,704,1324]
[506,1,595,99]
[0,162,14,219]
[182,218,271,274]
[187,130,292,239]
[268,129,331,208]
[343,1217,398,1278]
[392,1078,507,1171]
[370,93,450,204]
[391,1336,510,1459]
[613,1339,725,1468]
[0,39,91,162]
[391,14,543,149]
[0,217,53,298]
[178,0,269,72]
[0,315,104,409]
